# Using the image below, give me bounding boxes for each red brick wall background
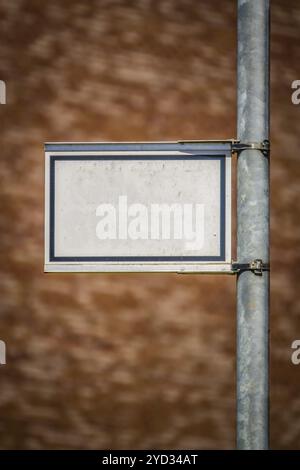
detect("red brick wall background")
[0,0,300,449]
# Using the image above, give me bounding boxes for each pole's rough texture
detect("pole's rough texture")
[237,0,270,449]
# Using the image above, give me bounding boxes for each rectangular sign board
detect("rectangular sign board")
[44,141,232,273]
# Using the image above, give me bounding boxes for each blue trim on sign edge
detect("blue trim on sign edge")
[49,154,227,263]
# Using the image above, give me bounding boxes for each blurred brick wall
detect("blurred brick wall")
[0,0,299,449]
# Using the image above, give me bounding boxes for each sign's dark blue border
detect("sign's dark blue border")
[49,155,226,262]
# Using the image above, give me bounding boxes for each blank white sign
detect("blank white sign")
[45,142,231,273]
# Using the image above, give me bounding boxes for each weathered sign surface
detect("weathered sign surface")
[44,141,231,272]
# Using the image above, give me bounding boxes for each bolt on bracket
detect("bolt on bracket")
[231,259,270,275]
[232,140,270,156]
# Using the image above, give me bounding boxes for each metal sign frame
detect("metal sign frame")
[44,141,232,273]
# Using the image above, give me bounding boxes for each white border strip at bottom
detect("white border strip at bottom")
[44,263,234,274]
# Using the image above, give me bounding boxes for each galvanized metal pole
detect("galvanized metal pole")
[237,0,270,449]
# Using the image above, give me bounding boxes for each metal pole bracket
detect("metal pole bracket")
[232,140,270,156]
[232,259,270,275]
